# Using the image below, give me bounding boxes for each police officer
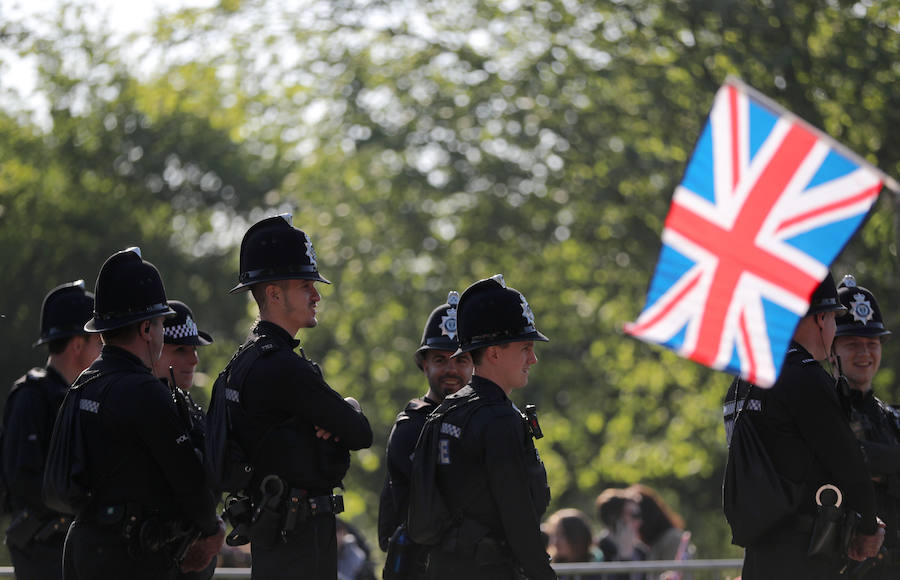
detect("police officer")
[831,275,900,578]
[726,273,884,579]
[377,292,474,577]
[414,274,555,580]
[61,248,224,579]
[154,300,217,580]
[225,214,373,580]
[2,281,101,579]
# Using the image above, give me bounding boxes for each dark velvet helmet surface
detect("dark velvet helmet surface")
[33,280,95,347]
[230,214,330,293]
[806,272,848,316]
[835,274,891,338]
[416,291,461,355]
[84,247,176,332]
[163,300,213,345]
[453,274,548,356]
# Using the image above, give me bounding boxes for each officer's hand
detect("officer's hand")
[180,517,226,573]
[314,425,339,441]
[847,521,885,561]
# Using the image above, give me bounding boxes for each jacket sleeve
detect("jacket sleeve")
[125,379,219,536]
[2,387,52,511]
[783,366,878,534]
[251,352,373,450]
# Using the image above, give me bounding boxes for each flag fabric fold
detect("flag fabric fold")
[625,79,883,387]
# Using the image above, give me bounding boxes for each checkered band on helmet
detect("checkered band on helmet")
[163,300,213,346]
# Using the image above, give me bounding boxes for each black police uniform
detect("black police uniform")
[378,396,437,578]
[378,292,462,579]
[427,377,553,580]
[847,390,900,578]
[728,342,878,580]
[3,279,94,580]
[225,214,372,580]
[57,248,220,580]
[162,300,218,580]
[379,396,437,548]
[229,320,373,580]
[3,367,72,579]
[64,346,220,579]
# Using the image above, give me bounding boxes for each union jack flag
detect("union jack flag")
[625,80,883,387]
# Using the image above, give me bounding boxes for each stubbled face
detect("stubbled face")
[495,341,538,391]
[833,335,882,393]
[422,349,473,400]
[157,343,200,390]
[282,279,321,329]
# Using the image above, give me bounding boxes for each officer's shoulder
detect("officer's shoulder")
[403,398,433,415]
[14,368,48,387]
[8,368,50,398]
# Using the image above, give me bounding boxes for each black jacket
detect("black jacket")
[231,321,373,495]
[434,376,554,580]
[727,343,877,533]
[849,389,900,549]
[76,345,218,535]
[378,396,436,550]
[3,366,69,514]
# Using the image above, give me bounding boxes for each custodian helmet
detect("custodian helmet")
[230,213,330,293]
[453,274,548,356]
[835,274,891,338]
[84,247,176,332]
[806,272,848,317]
[33,280,95,347]
[163,300,214,346]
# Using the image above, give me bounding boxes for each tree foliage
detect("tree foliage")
[2,0,899,560]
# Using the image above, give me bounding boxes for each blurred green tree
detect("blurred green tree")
[2,0,899,562]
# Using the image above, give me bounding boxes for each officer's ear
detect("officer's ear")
[142,321,152,339]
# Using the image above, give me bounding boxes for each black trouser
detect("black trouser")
[63,520,178,580]
[425,547,517,580]
[250,513,337,580]
[743,526,846,580]
[9,538,65,580]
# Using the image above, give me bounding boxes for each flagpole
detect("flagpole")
[725,76,900,195]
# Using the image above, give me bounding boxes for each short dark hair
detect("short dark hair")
[47,336,75,355]
[595,488,641,528]
[469,343,510,366]
[100,322,141,345]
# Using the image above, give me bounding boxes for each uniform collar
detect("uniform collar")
[469,375,509,401]
[44,364,71,388]
[97,344,153,372]
[252,320,302,349]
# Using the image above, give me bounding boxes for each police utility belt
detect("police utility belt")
[223,474,344,547]
[5,509,72,550]
[79,502,196,561]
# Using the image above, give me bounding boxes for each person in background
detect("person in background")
[154,299,217,580]
[544,508,602,563]
[377,291,473,579]
[336,518,376,580]
[830,275,900,579]
[626,484,694,562]
[596,487,647,580]
[3,280,101,580]
[61,247,224,579]
[724,273,883,579]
